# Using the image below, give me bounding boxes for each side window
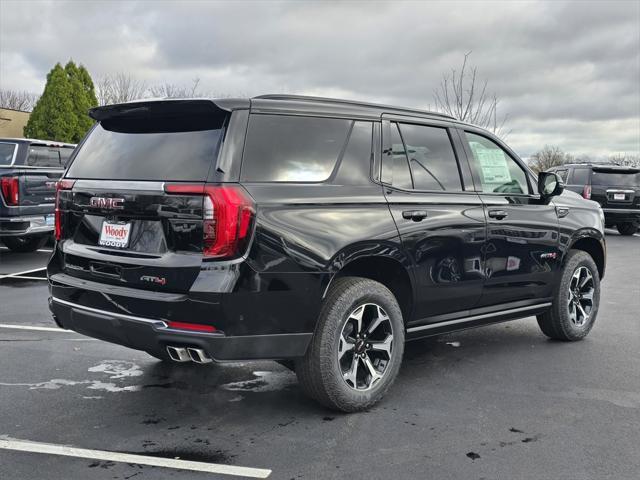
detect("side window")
[398,123,462,191]
[571,168,589,185]
[384,123,413,189]
[465,132,530,194]
[555,169,568,182]
[0,143,17,166]
[334,121,373,186]
[26,146,62,168]
[59,147,75,167]
[241,114,351,182]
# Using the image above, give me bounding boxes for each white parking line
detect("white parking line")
[0,324,69,333]
[0,437,271,478]
[0,267,46,280]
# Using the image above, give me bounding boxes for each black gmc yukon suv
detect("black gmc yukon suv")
[48,96,606,411]
[1,138,75,251]
[548,163,640,235]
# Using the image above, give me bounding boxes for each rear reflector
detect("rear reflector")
[166,321,217,333]
[55,179,76,240]
[0,176,19,206]
[165,183,255,259]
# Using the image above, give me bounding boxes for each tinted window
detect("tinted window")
[67,120,224,181]
[334,121,373,185]
[241,115,351,182]
[59,147,75,167]
[592,170,640,187]
[571,168,590,185]
[0,142,17,166]
[26,145,63,167]
[399,123,461,191]
[555,169,569,182]
[387,123,413,189]
[465,132,529,194]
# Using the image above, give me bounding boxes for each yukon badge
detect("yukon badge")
[140,275,167,286]
[90,197,125,209]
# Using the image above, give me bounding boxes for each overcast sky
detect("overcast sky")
[1,0,638,158]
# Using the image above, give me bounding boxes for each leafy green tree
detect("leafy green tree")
[65,61,98,142]
[24,63,77,142]
[24,60,97,143]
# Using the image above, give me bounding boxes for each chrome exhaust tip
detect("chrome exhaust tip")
[166,346,191,362]
[187,347,213,364]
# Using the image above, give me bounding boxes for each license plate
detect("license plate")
[613,193,625,200]
[99,221,131,248]
[44,214,55,226]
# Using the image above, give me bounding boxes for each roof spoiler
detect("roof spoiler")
[89,99,248,122]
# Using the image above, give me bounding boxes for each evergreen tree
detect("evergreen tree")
[65,61,97,142]
[24,60,98,143]
[24,63,77,142]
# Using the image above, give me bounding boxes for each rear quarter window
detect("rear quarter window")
[241,114,352,182]
[0,142,17,166]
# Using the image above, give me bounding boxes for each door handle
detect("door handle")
[402,210,428,221]
[488,209,508,220]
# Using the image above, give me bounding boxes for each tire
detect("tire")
[296,276,405,412]
[616,223,638,236]
[2,235,48,253]
[537,250,601,341]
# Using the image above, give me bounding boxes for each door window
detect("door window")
[464,132,530,194]
[386,123,413,189]
[398,123,462,191]
[555,169,569,182]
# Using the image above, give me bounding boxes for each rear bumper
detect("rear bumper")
[49,296,312,361]
[602,208,640,225]
[0,214,54,236]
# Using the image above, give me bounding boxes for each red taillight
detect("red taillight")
[165,184,255,259]
[166,321,217,333]
[582,185,592,200]
[55,179,76,240]
[0,176,19,206]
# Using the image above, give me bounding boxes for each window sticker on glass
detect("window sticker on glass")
[469,141,512,184]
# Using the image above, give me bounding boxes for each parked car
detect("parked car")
[548,163,640,235]
[47,96,605,411]
[0,138,76,252]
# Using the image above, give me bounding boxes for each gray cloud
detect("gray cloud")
[1,0,638,158]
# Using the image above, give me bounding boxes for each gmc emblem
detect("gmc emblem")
[90,197,125,209]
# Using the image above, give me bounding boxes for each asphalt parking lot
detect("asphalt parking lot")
[0,232,639,480]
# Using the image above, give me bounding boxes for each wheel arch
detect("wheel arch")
[568,232,606,279]
[324,253,414,325]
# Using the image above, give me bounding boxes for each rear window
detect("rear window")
[0,142,17,166]
[241,114,351,182]
[66,116,225,181]
[26,145,69,168]
[592,170,640,187]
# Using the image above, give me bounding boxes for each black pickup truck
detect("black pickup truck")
[0,138,76,252]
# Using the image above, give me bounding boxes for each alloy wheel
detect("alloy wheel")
[567,266,595,327]
[338,303,394,391]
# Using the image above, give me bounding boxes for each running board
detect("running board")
[406,302,552,336]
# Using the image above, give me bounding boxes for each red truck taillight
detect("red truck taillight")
[164,184,255,259]
[0,177,19,206]
[582,185,592,200]
[54,179,76,240]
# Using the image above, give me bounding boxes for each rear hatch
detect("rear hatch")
[57,100,254,294]
[590,167,640,208]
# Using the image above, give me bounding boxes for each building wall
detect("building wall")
[0,108,30,138]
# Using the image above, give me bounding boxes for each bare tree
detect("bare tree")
[0,89,39,112]
[148,78,202,98]
[433,52,509,137]
[96,73,148,106]
[529,145,574,173]
[609,153,640,168]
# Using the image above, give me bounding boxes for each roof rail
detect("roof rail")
[253,94,456,120]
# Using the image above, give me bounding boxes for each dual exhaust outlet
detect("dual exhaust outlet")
[166,346,213,364]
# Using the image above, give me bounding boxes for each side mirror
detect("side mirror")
[538,171,564,199]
